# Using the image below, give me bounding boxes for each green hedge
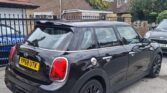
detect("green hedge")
[157,10,167,23]
[86,0,110,10]
[148,12,158,23]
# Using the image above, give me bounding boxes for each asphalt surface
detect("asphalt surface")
[0,57,167,93]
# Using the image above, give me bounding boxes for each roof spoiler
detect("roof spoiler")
[35,21,55,26]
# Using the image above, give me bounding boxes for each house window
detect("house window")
[35,15,54,19]
[34,12,54,19]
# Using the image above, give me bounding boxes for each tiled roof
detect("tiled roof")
[0,0,39,9]
[116,3,129,13]
[107,0,130,13]
[31,0,92,15]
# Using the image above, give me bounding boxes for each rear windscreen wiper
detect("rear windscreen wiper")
[27,36,46,47]
[27,40,36,47]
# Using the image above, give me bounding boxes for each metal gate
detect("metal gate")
[0,14,57,66]
[0,14,125,66]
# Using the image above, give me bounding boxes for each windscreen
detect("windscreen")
[157,20,167,30]
[27,26,73,50]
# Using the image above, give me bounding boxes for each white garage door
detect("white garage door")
[0,7,27,35]
[0,7,26,18]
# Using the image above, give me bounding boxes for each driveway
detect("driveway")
[0,57,167,93]
[118,56,167,93]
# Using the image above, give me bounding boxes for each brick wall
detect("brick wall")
[133,21,149,37]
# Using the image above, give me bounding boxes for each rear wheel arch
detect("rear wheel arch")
[86,75,107,93]
[79,79,104,93]
[70,69,110,93]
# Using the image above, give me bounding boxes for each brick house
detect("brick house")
[31,0,92,18]
[30,0,131,22]
[107,0,132,24]
[108,0,130,14]
[0,0,38,18]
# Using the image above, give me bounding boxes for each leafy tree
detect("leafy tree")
[153,0,167,13]
[86,0,111,10]
[130,0,167,22]
[157,10,167,23]
[148,12,158,23]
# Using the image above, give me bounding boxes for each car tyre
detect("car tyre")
[148,54,162,78]
[79,79,104,93]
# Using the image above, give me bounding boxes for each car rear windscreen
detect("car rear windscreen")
[27,26,73,50]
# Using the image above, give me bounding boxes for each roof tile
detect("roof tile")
[0,0,38,8]
[31,0,92,15]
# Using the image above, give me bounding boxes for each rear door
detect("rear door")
[94,27,129,87]
[116,26,151,80]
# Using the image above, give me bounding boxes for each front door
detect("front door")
[117,26,151,80]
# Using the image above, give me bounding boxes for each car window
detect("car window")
[95,27,119,48]
[78,28,95,50]
[157,20,167,30]
[27,26,73,50]
[117,26,140,44]
[0,26,16,35]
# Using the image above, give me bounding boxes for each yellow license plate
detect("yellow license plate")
[19,57,40,71]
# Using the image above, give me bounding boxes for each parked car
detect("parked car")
[0,24,24,65]
[145,19,167,53]
[5,21,162,93]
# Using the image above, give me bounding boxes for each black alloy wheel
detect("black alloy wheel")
[79,80,104,93]
[148,54,162,78]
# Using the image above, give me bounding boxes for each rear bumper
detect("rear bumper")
[5,66,75,93]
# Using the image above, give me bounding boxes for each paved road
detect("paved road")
[0,57,167,93]
[118,57,167,93]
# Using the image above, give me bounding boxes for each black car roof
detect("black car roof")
[37,21,130,27]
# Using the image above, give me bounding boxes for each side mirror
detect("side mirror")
[150,25,157,30]
[140,38,151,47]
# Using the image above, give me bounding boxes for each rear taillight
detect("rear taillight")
[49,57,68,81]
[9,46,16,62]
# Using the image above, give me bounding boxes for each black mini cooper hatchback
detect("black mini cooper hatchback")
[5,21,162,93]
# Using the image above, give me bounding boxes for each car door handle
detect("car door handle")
[129,52,136,56]
[102,56,112,60]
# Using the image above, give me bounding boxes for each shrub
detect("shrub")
[86,0,111,10]
[148,12,158,23]
[157,10,167,23]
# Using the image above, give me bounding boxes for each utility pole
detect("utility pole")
[59,0,62,19]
